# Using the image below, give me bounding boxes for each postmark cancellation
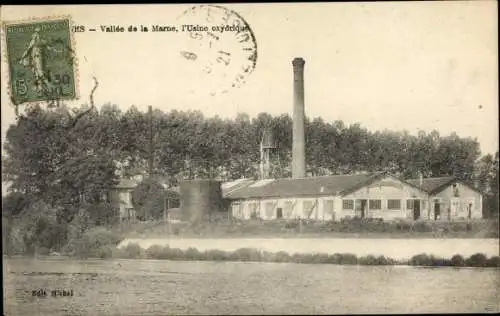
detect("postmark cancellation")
[177,5,258,96]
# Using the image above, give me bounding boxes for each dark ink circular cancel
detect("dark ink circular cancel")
[177,5,258,96]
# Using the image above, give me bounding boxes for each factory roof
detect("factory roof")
[164,179,254,197]
[221,178,255,195]
[406,176,481,194]
[224,172,386,199]
[114,174,476,198]
[406,176,455,194]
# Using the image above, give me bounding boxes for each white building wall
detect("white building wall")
[109,188,136,220]
[337,176,429,221]
[228,176,435,222]
[230,195,341,221]
[428,183,483,220]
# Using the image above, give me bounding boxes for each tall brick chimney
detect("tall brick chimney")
[292,57,306,179]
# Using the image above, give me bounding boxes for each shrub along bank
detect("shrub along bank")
[95,243,500,268]
[2,198,123,257]
[4,215,499,268]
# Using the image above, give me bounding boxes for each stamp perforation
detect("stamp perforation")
[1,14,80,113]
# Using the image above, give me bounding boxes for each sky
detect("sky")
[1,2,498,161]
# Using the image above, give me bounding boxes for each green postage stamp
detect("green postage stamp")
[2,16,78,105]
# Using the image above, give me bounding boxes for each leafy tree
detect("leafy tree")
[2,192,30,217]
[475,152,499,218]
[2,102,119,221]
[131,178,166,220]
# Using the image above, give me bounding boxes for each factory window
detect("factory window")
[452,200,460,217]
[406,199,414,210]
[284,201,294,218]
[265,202,275,219]
[239,203,245,217]
[387,199,401,210]
[120,191,131,204]
[324,200,334,220]
[342,200,354,210]
[249,202,259,219]
[369,199,382,210]
[126,208,135,220]
[303,201,314,218]
[231,203,241,218]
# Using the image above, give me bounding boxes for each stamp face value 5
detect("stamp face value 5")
[3,18,77,105]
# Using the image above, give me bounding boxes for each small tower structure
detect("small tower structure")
[259,128,277,180]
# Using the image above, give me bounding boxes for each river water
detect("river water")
[119,238,500,260]
[3,257,499,315]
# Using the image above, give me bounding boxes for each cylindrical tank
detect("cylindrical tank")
[180,179,223,223]
[261,128,276,149]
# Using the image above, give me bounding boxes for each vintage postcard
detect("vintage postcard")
[1,2,498,315]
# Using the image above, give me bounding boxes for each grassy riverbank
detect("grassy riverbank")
[117,218,499,239]
[4,216,498,260]
[5,224,499,267]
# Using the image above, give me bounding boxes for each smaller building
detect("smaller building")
[108,178,140,221]
[408,176,483,220]
[108,175,178,221]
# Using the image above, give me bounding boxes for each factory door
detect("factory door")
[276,208,283,219]
[413,200,421,220]
[323,200,334,221]
[467,199,474,219]
[284,201,294,219]
[360,200,367,219]
[450,198,460,219]
[355,200,367,218]
[434,200,440,220]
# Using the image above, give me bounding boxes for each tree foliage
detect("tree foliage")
[2,104,119,214]
[475,152,499,218]
[131,178,166,221]
[2,191,30,217]
[3,103,495,218]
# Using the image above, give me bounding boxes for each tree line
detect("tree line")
[2,103,498,219]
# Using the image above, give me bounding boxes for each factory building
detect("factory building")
[221,57,483,222]
[111,174,483,222]
[224,172,428,221]
[173,56,483,223]
[223,173,483,221]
